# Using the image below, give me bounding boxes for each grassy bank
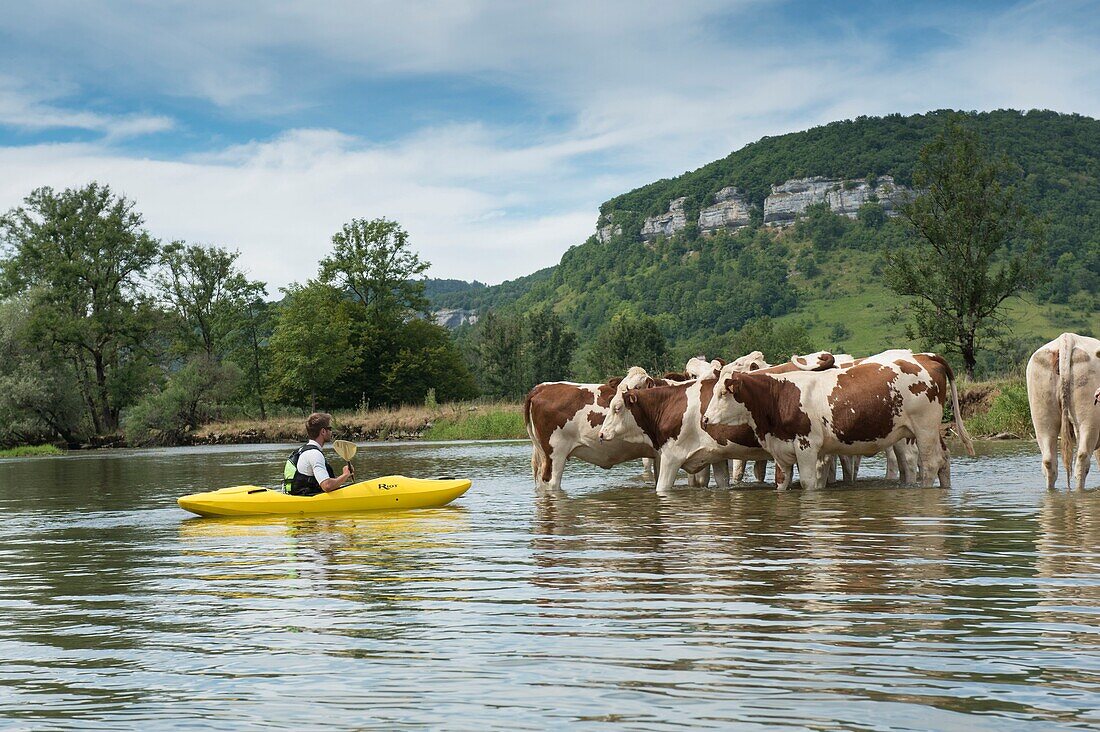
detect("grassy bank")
[0,444,65,458]
[959,377,1032,438]
[191,401,526,445]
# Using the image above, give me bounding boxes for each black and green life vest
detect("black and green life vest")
[283,444,334,496]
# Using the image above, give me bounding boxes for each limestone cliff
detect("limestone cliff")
[698,186,753,234]
[640,197,688,240]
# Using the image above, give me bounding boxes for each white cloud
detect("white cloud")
[0,127,601,288]
[0,1,1098,286]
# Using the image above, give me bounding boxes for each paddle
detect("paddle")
[333,439,357,479]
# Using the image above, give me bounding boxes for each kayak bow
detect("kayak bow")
[177,475,471,518]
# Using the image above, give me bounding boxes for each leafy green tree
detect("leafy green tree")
[586,313,670,380]
[319,217,430,318]
[156,242,266,358]
[379,319,478,404]
[266,281,358,411]
[0,183,160,434]
[728,316,813,364]
[477,311,526,399]
[885,116,1046,376]
[228,295,274,419]
[0,297,86,446]
[124,355,241,446]
[523,307,576,384]
[857,201,887,228]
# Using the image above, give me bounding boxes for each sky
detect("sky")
[0,0,1098,290]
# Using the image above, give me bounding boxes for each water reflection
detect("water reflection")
[0,441,1098,729]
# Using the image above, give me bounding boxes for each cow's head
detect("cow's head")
[729,350,770,373]
[702,372,751,428]
[791,351,835,371]
[599,389,647,445]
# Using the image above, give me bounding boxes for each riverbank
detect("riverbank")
[0,445,65,458]
[958,377,1031,439]
[188,402,527,445]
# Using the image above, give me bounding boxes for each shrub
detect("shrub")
[125,357,241,445]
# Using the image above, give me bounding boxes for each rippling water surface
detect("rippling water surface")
[1,440,1098,730]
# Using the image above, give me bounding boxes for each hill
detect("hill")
[428,110,1100,372]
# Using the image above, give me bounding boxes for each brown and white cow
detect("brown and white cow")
[525,367,664,490]
[597,375,772,492]
[1027,332,1100,490]
[702,350,974,490]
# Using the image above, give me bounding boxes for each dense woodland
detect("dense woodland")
[0,109,1094,446]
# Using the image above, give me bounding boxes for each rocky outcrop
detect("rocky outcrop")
[640,197,688,240]
[764,175,905,225]
[595,212,623,243]
[434,308,478,329]
[698,186,753,234]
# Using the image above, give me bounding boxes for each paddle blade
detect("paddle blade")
[333,439,358,462]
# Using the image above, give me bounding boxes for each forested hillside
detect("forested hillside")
[429,109,1100,370]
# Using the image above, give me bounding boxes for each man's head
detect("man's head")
[306,412,334,441]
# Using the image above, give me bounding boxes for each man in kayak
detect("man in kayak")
[283,412,354,496]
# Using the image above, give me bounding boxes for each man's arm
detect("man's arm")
[319,466,352,492]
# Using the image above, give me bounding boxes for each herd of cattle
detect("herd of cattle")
[524,347,975,492]
[525,331,1100,492]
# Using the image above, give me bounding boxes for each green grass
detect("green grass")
[0,444,64,458]
[421,409,526,441]
[964,379,1033,438]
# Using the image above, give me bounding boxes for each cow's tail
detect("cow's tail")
[931,354,975,457]
[523,388,542,483]
[1058,332,1076,483]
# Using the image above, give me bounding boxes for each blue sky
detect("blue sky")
[1,0,1098,288]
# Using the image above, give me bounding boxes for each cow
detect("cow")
[702,350,975,490]
[525,367,660,491]
[685,356,726,379]
[597,374,772,492]
[1027,333,1100,490]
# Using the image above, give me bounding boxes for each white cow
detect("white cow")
[1027,333,1100,490]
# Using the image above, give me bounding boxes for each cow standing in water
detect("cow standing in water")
[1027,332,1100,490]
[702,350,974,490]
[525,367,665,490]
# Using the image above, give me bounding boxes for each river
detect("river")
[0,440,1097,730]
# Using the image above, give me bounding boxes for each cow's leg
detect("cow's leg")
[797,449,823,490]
[531,445,544,487]
[641,457,655,481]
[900,441,919,485]
[774,461,794,490]
[1035,430,1059,491]
[688,464,711,488]
[546,450,569,491]
[651,455,662,487]
[1073,427,1100,490]
[753,460,768,483]
[915,433,944,488]
[824,455,837,485]
[937,442,952,488]
[886,446,900,480]
[731,459,746,483]
[712,460,731,489]
[656,457,683,493]
[840,455,860,484]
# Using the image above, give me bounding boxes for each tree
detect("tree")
[0,183,160,434]
[318,218,430,318]
[0,296,86,446]
[379,319,478,404]
[727,316,813,364]
[156,241,266,359]
[124,355,241,446]
[477,311,526,399]
[586,313,670,380]
[266,281,358,411]
[523,307,576,385]
[228,295,274,419]
[884,116,1046,376]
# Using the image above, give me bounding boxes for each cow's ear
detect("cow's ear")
[607,376,624,390]
[626,392,638,405]
[644,377,656,388]
[748,363,759,371]
[724,376,742,397]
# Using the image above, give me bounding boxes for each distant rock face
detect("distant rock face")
[595,212,623,243]
[434,308,478,329]
[596,176,908,240]
[764,175,904,225]
[640,197,688,240]
[698,187,752,234]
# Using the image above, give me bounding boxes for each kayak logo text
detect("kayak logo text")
[378,483,397,491]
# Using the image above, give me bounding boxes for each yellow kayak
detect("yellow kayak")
[177,475,472,518]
